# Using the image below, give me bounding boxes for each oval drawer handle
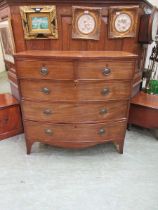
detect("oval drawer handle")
[43,109,53,115]
[100,108,108,115]
[102,68,111,76]
[101,88,110,96]
[41,87,51,95]
[40,67,48,76]
[45,129,53,136]
[98,128,106,136]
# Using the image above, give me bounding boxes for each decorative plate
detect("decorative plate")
[72,6,102,40]
[109,6,139,38]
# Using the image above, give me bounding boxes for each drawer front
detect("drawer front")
[22,101,128,123]
[20,80,131,101]
[0,106,22,133]
[25,121,127,143]
[16,60,74,80]
[77,61,135,80]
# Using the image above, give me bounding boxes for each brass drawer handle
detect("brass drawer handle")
[41,87,51,95]
[40,67,48,76]
[101,88,110,96]
[45,128,53,136]
[43,109,53,115]
[102,67,111,76]
[98,128,106,136]
[100,108,108,115]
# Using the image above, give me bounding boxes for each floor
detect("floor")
[0,71,158,210]
[0,129,158,210]
[0,71,11,93]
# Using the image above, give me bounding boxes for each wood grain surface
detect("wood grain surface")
[0,94,23,140]
[22,100,128,123]
[20,80,132,102]
[24,120,127,143]
[14,50,137,153]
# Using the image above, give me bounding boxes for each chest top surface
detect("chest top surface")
[14,50,138,60]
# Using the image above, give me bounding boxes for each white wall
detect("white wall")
[0,43,5,73]
[145,0,158,68]
[148,0,157,6]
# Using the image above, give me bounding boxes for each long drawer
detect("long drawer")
[22,101,128,123]
[24,120,127,143]
[20,80,132,101]
[16,60,134,80]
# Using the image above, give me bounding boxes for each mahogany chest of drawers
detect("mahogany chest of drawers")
[15,51,137,154]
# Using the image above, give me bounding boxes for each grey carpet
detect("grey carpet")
[0,126,158,210]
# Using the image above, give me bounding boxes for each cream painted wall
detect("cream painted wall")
[148,0,157,6]
[0,43,5,73]
[145,0,158,68]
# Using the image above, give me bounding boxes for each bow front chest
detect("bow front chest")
[15,51,137,154]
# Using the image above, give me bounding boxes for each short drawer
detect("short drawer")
[24,120,127,143]
[20,80,132,101]
[77,60,135,80]
[22,101,128,123]
[16,60,74,80]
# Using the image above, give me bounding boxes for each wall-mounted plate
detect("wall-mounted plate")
[109,6,139,39]
[72,6,102,40]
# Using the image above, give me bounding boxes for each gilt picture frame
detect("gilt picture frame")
[20,5,58,39]
[72,6,102,40]
[108,6,139,39]
[0,18,15,63]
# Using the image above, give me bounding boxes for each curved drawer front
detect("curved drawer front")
[22,101,128,123]
[20,80,131,101]
[16,60,74,80]
[25,121,127,143]
[77,61,135,80]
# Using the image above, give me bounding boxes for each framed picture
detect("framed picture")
[108,6,139,39]
[20,5,58,39]
[0,19,15,63]
[72,6,102,40]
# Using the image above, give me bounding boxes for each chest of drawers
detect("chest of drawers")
[15,51,137,154]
